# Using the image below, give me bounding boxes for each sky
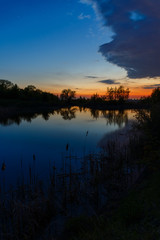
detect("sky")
[1,0,160,98]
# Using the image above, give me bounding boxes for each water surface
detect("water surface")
[0,107,136,186]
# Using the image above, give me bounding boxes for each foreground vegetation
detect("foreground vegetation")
[0,123,143,239]
[64,87,160,240]
[64,168,160,240]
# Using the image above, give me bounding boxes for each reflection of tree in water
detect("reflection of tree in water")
[59,108,76,120]
[90,109,100,119]
[24,114,38,123]
[78,106,87,113]
[89,109,128,126]
[0,108,77,126]
[79,106,83,112]
[102,110,128,127]
[0,108,128,126]
[0,118,22,126]
[41,112,52,121]
[0,113,45,126]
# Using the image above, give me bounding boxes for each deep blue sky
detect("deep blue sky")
[1,0,160,97]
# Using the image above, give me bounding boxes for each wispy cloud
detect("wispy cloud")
[78,13,91,20]
[79,0,92,5]
[98,79,121,85]
[79,0,101,20]
[143,84,160,89]
[85,75,99,79]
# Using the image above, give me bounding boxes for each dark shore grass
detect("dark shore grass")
[64,166,160,240]
[0,120,145,240]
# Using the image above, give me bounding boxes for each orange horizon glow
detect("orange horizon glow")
[48,90,152,99]
[47,87,153,99]
[20,76,157,100]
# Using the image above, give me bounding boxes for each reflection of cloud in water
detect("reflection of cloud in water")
[98,120,136,149]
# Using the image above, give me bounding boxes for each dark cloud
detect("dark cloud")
[98,79,120,84]
[85,76,99,79]
[93,0,160,79]
[143,84,160,89]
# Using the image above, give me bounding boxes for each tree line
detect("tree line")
[0,79,132,106]
[0,80,59,104]
[59,86,130,103]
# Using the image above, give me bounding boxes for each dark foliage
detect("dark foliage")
[135,87,160,167]
[0,80,59,104]
[106,86,130,102]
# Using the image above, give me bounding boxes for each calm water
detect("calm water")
[0,107,136,186]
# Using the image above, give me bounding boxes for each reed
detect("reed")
[0,125,144,240]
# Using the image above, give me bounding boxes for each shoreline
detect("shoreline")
[0,99,149,120]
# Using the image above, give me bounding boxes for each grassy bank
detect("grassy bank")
[62,98,160,240]
[63,166,160,240]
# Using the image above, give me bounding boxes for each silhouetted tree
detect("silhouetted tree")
[91,93,99,102]
[90,94,105,105]
[60,89,76,103]
[151,87,160,103]
[106,87,115,101]
[10,84,20,98]
[106,86,130,102]
[24,85,36,96]
[24,85,36,92]
[135,88,160,166]
[0,79,14,89]
[0,79,15,98]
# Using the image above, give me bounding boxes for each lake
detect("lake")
[0,107,136,187]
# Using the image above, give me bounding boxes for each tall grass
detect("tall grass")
[0,124,144,240]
